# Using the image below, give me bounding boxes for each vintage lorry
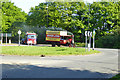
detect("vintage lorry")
[46,30,75,47]
[21,32,37,45]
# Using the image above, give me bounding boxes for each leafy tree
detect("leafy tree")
[27,2,87,42]
[2,1,27,33]
[90,2,119,38]
[27,1,120,43]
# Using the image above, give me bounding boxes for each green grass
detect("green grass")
[2,46,100,56]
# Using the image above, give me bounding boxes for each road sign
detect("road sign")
[85,31,93,51]
[93,30,95,50]
[85,31,87,36]
[18,30,21,46]
[93,30,95,34]
[0,33,12,37]
[90,32,92,37]
[93,30,95,36]
[18,30,21,34]
[88,31,90,37]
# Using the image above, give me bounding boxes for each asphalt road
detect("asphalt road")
[1,48,119,78]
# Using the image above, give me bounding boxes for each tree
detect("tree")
[27,1,120,42]
[2,1,27,33]
[90,2,119,38]
[26,2,87,42]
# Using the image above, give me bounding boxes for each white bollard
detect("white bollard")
[9,39,11,44]
[88,43,90,51]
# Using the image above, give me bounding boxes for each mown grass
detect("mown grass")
[2,46,100,56]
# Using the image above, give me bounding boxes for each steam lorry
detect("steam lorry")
[46,30,74,47]
[22,32,37,45]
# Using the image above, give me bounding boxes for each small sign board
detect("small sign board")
[93,30,95,36]
[90,32,92,37]
[0,33,12,37]
[88,31,90,37]
[18,30,21,34]
[60,31,67,36]
[85,31,87,36]
[93,30,95,34]
[85,31,92,37]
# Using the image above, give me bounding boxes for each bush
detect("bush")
[75,42,85,47]
[109,73,120,80]
[95,35,120,49]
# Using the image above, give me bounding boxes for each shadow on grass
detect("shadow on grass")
[2,63,114,80]
[56,49,67,51]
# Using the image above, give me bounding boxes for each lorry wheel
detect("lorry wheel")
[57,44,61,47]
[25,43,27,45]
[52,43,55,47]
[69,44,72,47]
[73,44,76,48]
[66,43,69,46]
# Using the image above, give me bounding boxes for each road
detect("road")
[1,48,119,78]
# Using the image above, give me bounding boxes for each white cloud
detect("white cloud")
[11,0,45,13]
[10,0,96,13]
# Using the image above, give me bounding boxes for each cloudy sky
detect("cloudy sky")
[10,0,98,13]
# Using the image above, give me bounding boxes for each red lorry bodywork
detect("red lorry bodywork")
[46,31,74,47]
[22,32,37,45]
[60,35,73,45]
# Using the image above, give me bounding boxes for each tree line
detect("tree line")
[1,1,120,48]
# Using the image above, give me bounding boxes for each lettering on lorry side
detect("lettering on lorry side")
[46,31,60,35]
[46,31,61,41]
[46,37,60,41]
[46,34,60,38]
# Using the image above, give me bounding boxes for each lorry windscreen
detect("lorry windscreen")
[60,36,71,40]
[27,35,36,39]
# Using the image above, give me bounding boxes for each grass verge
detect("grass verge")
[2,46,100,56]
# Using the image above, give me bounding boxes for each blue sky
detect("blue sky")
[10,0,97,13]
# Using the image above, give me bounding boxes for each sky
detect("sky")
[10,0,98,14]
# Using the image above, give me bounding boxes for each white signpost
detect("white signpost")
[89,32,92,51]
[85,31,88,37]
[85,31,88,52]
[88,31,90,37]
[85,31,93,51]
[88,31,90,51]
[18,30,21,46]
[0,33,12,44]
[93,29,95,50]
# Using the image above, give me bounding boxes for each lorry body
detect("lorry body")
[46,31,74,47]
[22,32,37,45]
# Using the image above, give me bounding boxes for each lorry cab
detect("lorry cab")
[27,33,37,45]
[60,35,73,45]
[46,30,74,47]
[22,32,37,45]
